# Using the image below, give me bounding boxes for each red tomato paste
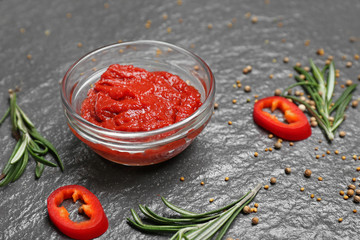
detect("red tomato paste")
[81,64,202,131]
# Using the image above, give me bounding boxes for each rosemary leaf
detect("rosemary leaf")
[35,162,45,178]
[326,62,335,103]
[12,150,29,181]
[0,107,10,125]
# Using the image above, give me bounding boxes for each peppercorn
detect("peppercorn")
[285,167,291,174]
[270,177,276,184]
[304,169,312,178]
[252,217,259,225]
[264,185,269,190]
[243,206,251,214]
[354,196,360,203]
[347,189,355,197]
[274,142,282,150]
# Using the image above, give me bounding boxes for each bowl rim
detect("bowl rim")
[60,40,215,138]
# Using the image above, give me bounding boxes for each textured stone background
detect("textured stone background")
[1,0,360,239]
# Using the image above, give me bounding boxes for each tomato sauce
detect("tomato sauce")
[81,64,202,131]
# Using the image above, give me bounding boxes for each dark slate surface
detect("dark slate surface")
[1,0,360,239]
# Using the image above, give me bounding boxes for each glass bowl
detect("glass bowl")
[60,40,215,166]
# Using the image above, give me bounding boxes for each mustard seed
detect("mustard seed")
[207,24,213,29]
[209,198,214,203]
[317,198,321,201]
[346,61,352,68]
[339,131,346,138]
[26,54,32,60]
[304,66,310,72]
[285,167,291,174]
[318,177,323,181]
[304,40,310,46]
[353,178,357,182]
[274,89,282,96]
[335,150,339,154]
[268,134,274,139]
[357,167,360,171]
[338,218,343,222]
[339,190,344,196]
[180,177,185,181]
[355,54,359,60]
[254,203,259,208]
[253,208,258,213]
[310,194,315,198]
[304,169,312,178]
[200,181,204,185]
[264,185,269,190]
[269,148,273,152]
[232,99,237,104]
[225,177,229,181]
[283,57,289,63]
[342,156,346,160]
[228,121,233,125]
[251,16,258,23]
[252,217,259,225]
[289,142,294,146]
[214,103,219,109]
[300,187,305,192]
[352,100,358,108]
[353,209,357,213]
[270,177,276,184]
[254,152,259,157]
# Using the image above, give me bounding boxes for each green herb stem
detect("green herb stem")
[127,183,261,240]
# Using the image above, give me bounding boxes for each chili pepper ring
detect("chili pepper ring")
[47,185,108,240]
[253,96,311,141]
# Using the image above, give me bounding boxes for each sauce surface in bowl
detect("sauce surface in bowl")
[81,64,202,131]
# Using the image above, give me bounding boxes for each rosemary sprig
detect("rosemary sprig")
[0,91,64,187]
[282,59,357,141]
[127,183,261,240]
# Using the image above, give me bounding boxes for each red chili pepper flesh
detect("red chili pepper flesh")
[253,96,311,141]
[47,185,108,240]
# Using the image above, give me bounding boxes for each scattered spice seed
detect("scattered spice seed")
[283,57,289,63]
[26,54,32,60]
[355,54,359,60]
[338,218,343,222]
[340,190,344,196]
[342,156,346,160]
[264,185,269,190]
[317,198,321,201]
[268,134,274,139]
[254,152,259,157]
[77,42,83,48]
[353,155,357,160]
[310,194,315,198]
[252,217,259,225]
[352,100,358,108]
[200,181,204,185]
[265,148,268,152]
[228,121,233,125]
[326,150,330,155]
[104,3,109,8]
[254,203,259,208]
[318,177,323,181]
[214,103,219,109]
[356,189,360,195]
[162,13,168,20]
[335,150,339,154]
[207,24,213,29]
[346,62,353,68]
[303,66,310,72]
[20,27,26,33]
[347,189,355,197]
[285,167,291,174]
[353,209,357,213]
[346,80,353,86]
[353,178,357,182]
[270,177,276,184]
[274,142,282,149]
[357,167,360,171]
[269,74,274,79]
[274,89,282,96]
[316,48,324,56]
[177,0,182,6]
[243,206,251,214]
[344,195,349,200]
[342,55,347,60]
[209,198,214,203]
[251,16,258,23]
[66,13,72,19]
[167,27,172,33]
[180,177,185,181]
[289,142,294,146]
[304,169,312,178]
[244,86,251,92]
[268,148,273,152]
[304,40,310,46]
[348,184,356,190]
[253,208,258,213]
[225,177,229,181]
[232,99,237,104]
[353,196,360,203]
[300,187,305,192]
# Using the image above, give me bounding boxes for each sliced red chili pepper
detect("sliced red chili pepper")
[47,185,108,240]
[253,96,311,141]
